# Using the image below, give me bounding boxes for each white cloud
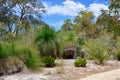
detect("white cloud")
[88,3,108,17]
[43,0,108,17]
[44,0,86,16]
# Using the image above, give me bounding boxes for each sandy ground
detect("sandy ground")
[46,59,120,80]
[0,59,120,80]
[0,73,47,80]
[80,69,120,80]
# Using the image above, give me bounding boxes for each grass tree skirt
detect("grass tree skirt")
[0,57,25,76]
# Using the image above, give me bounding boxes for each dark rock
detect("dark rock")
[0,71,4,76]
[63,46,76,59]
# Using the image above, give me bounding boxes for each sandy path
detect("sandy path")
[0,60,120,80]
[0,73,48,80]
[80,69,120,80]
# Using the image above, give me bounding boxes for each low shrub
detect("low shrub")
[74,58,87,67]
[0,42,17,59]
[117,52,120,61]
[42,56,55,67]
[25,54,40,69]
[16,44,41,70]
[85,39,108,65]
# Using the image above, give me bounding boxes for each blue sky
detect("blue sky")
[41,0,109,30]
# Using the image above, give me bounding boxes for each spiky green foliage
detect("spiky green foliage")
[0,33,42,70]
[36,25,61,58]
[25,53,40,69]
[15,34,42,69]
[0,41,17,59]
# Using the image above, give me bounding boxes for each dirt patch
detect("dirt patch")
[44,59,120,80]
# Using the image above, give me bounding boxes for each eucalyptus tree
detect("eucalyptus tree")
[108,0,120,18]
[0,0,46,37]
[74,11,94,30]
[96,9,109,28]
[62,19,73,31]
[73,10,96,38]
[108,0,120,37]
[97,0,120,37]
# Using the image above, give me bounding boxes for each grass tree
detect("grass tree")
[0,31,43,76]
[36,25,61,58]
[0,41,24,75]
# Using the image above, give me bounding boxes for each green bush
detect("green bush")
[42,56,55,67]
[74,58,87,67]
[0,42,17,59]
[85,39,108,65]
[0,34,42,70]
[15,38,41,70]
[21,48,40,69]
[117,52,120,61]
[0,42,10,59]
[78,38,85,46]
[25,55,40,69]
